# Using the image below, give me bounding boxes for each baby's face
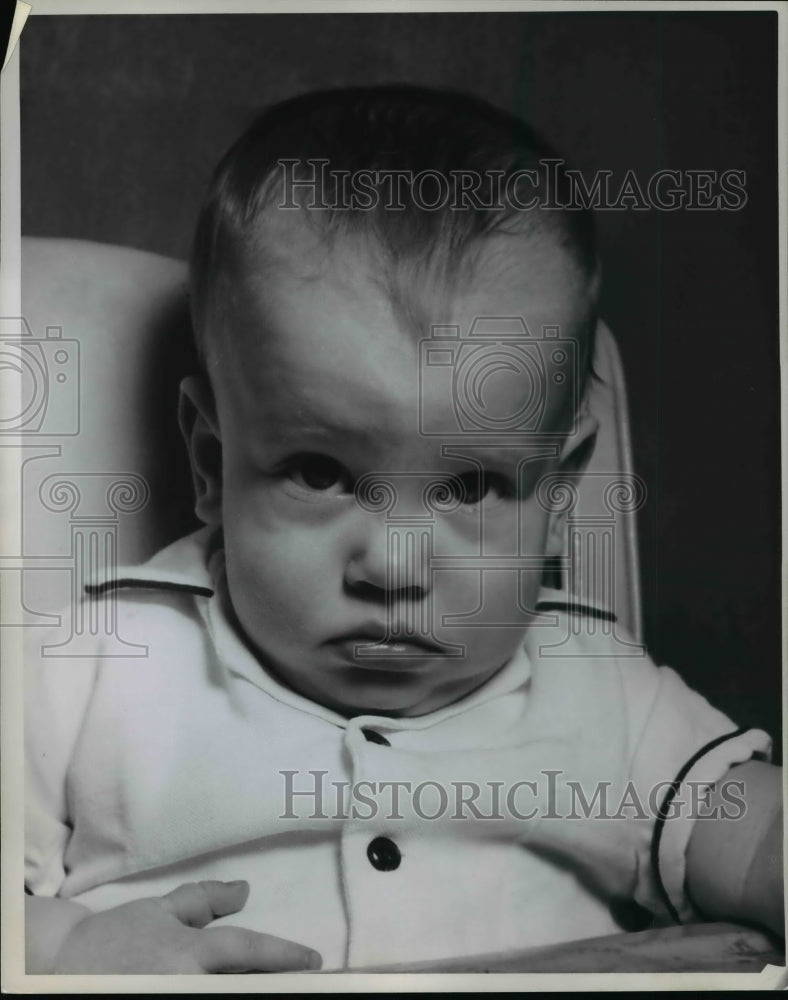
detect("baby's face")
[189,230,595,717]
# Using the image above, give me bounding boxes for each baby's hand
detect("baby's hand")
[50,880,322,973]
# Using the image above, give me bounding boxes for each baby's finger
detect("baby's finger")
[159,880,250,928]
[196,925,322,973]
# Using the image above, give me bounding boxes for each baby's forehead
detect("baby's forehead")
[229,212,592,343]
[213,222,590,444]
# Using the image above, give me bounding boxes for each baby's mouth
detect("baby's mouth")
[326,622,447,663]
[357,638,444,657]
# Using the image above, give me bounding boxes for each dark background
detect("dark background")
[20,12,781,749]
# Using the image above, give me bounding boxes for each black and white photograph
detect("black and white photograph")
[2,0,785,988]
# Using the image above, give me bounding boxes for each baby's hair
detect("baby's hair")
[190,84,599,370]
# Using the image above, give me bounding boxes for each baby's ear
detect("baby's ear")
[545,416,599,558]
[178,374,223,526]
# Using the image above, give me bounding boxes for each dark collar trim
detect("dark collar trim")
[535,600,617,624]
[83,586,611,616]
[84,579,215,598]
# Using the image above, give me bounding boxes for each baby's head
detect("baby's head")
[181,86,600,718]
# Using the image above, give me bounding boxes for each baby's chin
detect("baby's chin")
[309,665,501,720]
[256,639,511,718]
[317,671,445,719]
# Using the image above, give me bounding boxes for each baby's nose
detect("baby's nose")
[344,519,432,599]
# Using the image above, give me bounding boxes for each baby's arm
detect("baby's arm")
[26,880,322,974]
[685,760,784,938]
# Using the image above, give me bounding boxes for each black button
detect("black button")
[361,727,390,746]
[367,836,401,871]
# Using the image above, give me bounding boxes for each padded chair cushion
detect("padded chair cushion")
[21,237,200,565]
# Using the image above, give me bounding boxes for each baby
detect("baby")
[25,86,783,974]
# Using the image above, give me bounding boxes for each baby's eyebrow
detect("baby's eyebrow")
[258,413,386,449]
[442,443,562,469]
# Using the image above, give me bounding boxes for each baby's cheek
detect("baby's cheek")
[432,567,483,618]
[236,530,339,615]
[432,566,540,669]
[438,565,541,621]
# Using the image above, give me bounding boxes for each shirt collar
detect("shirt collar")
[84,526,218,596]
[85,528,615,726]
[87,528,615,617]
[202,566,537,730]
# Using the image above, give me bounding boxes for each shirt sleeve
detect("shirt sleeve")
[25,632,99,897]
[621,660,772,922]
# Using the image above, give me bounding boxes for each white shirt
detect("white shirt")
[25,529,770,970]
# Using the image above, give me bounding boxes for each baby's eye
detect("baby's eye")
[452,471,514,507]
[282,454,352,495]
